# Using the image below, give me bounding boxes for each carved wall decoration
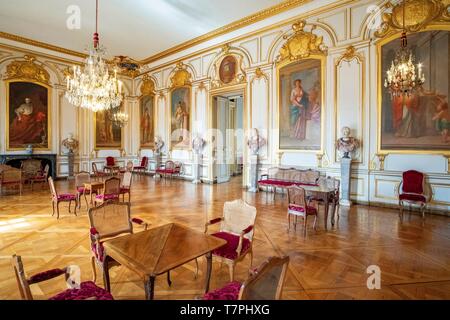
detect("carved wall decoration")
[374,0,450,38]
[277,20,327,63]
[113,55,141,78]
[140,74,155,96]
[170,62,192,88]
[5,55,50,84]
[211,48,247,89]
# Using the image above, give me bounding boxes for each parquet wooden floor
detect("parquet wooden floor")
[1,176,449,300]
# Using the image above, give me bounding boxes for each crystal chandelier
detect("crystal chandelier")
[109,108,129,128]
[384,0,425,98]
[65,0,123,112]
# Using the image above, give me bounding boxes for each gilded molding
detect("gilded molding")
[444,155,450,174]
[5,55,50,84]
[374,0,450,38]
[140,74,155,96]
[211,49,247,89]
[376,153,386,171]
[170,62,192,88]
[277,20,327,63]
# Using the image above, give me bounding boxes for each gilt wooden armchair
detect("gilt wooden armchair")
[133,156,148,175]
[92,163,107,180]
[0,168,23,195]
[30,164,49,191]
[21,159,42,183]
[119,171,132,202]
[11,254,113,300]
[398,170,430,219]
[48,177,77,219]
[94,177,120,207]
[287,185,318,237]
[87,202,149,287]
[205,199,257,282]
[75,171,91,209]
[203,255,290,300]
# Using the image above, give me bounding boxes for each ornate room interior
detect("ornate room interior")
[0,0,449,301]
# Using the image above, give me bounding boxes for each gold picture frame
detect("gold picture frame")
[94,107,124,150]
[139,94,156,149]
[168,85,192,150]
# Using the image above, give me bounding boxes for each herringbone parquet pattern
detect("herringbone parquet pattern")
[1,176,449,300]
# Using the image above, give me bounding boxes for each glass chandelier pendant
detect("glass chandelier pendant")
[384,1,425,98]
[65,0,123,112]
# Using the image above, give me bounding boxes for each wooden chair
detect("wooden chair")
[30,164,49,191]
[94,177,120,207]
[48,177,77,219]
[75,171,91,209]
[398,170,430,219]
[205,199,257,282]
[11,254,113,300]
[119,171,132,202]
[133,156,148,175]
[119,161,134,175]
[309,176,340,222]
[92,163,107,180]
[87,202,149,286]
[0,168,23,195]
[287,186,318,237]
[203,256,290,300]
[21,159,41,183]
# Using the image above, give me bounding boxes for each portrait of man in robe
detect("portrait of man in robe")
[140,95,154,148]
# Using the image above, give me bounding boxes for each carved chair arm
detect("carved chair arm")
[204,217,223,233]
[131,217,149,230]
[236,225,254,258]
[395,181,403,197]
[28,268,68,285]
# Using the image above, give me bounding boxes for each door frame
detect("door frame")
[208,83,247,186]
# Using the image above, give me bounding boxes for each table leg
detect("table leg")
[330,197,337,226]
[144,276,156,300]
[324,195,329,230]
[205,252,212,293]
[102,256,111,292]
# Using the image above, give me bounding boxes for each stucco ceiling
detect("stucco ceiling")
[0,0,285,61]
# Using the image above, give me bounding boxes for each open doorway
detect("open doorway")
[211,92,244,184]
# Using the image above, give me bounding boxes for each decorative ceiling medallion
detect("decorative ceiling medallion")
[375,0,450,38]
[113,55,141,78]
[278,20,327,63]
[170,62,192,88]
[140,74,155,96]
[5,55,50,84]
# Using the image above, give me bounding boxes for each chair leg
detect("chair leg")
[91,256,97,282]
[313,215,317,230]
[167,271,172,287]
[51,201,55,216]
[228,263,235,282]
[68,200,72,213]
[421,204,426,219]
[74,199,77,216]
[56,201,60,219]
[287,213,291,231]
[399,201,403,220]
[194,258,199,279]
[303,215,307,237]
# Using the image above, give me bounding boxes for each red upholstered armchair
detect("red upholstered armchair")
[156,160,182,180]
[48,177,77,219]
[133,156,148,175]
[203,256,289,300]
[398,170,430,219]
[11,254,113,300]
[287,185,318,237]
[205,199,257,282]
[94,177,120,207]
[92,163,107,180]
[106,157,115,167]
[30,164,49,191]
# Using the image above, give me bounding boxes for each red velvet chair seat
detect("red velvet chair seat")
[95,194,119,201]
[57,194,77,201]
[49,281,113,300]
[119,187,130,194]
[211,232,251,260]
[76,187,91,194]
[288,204,317,215]
[202,281,241,300]
[399,193,426,203]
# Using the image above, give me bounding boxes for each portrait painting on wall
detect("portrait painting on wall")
[7,81,50,150]
[140,95,154,148]
[279,58,322,150]
[95,107,122,149]
[380,30,450,152]
[170,87,190,148]
[219,55,237,84]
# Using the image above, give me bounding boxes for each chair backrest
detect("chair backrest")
[92,163,100,174]
[75,171,91,188]
[106,157,115,166]
[1,168,22,183]
[21,159,41,175]
[42,164,50,178]
[11,254,33,300]
[48,176,58,198]
[267,167,279,179]
[287,186,307,209]
[174,161,182,173]
[318,176,338,189]
[239,256,289,300]
[221,199,257,240]
[302,169,320,185]
[103,177,121,195]
[88,202,133,240]
[121,171,132,188]
[126,161,134,172]
[140,156,148,167]
[402,170,425,194]
[165,160,175,170]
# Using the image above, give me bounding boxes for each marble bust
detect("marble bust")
[247,128,266,156]
[192,135,205,154]
[61,133,79,154]
[336,126,360,159]
[153,136,164,154]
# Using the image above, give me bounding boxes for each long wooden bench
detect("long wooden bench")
[258,167,320,194]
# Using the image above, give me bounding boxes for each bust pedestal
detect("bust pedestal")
[192,153,202,184]
[154,152,162,178]
[67,151,75,179]
[340,157,352,206]
[248,154,259,193]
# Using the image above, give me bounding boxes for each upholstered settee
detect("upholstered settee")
[258,167,320,192]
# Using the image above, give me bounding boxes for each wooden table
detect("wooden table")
[302,185,337,230]
[104,165,120,175]
[83,181,104,207]
[102,223,227,300]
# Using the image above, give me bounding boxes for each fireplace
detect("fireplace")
[0,154,57,179]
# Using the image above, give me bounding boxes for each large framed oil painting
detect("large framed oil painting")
[278,58,323,151]
[219,55,237,84]
[379,29,450,154]
[140,95,154,148]
[94,107,122,150]
[170,87,190,149]
[6,81,51,150]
